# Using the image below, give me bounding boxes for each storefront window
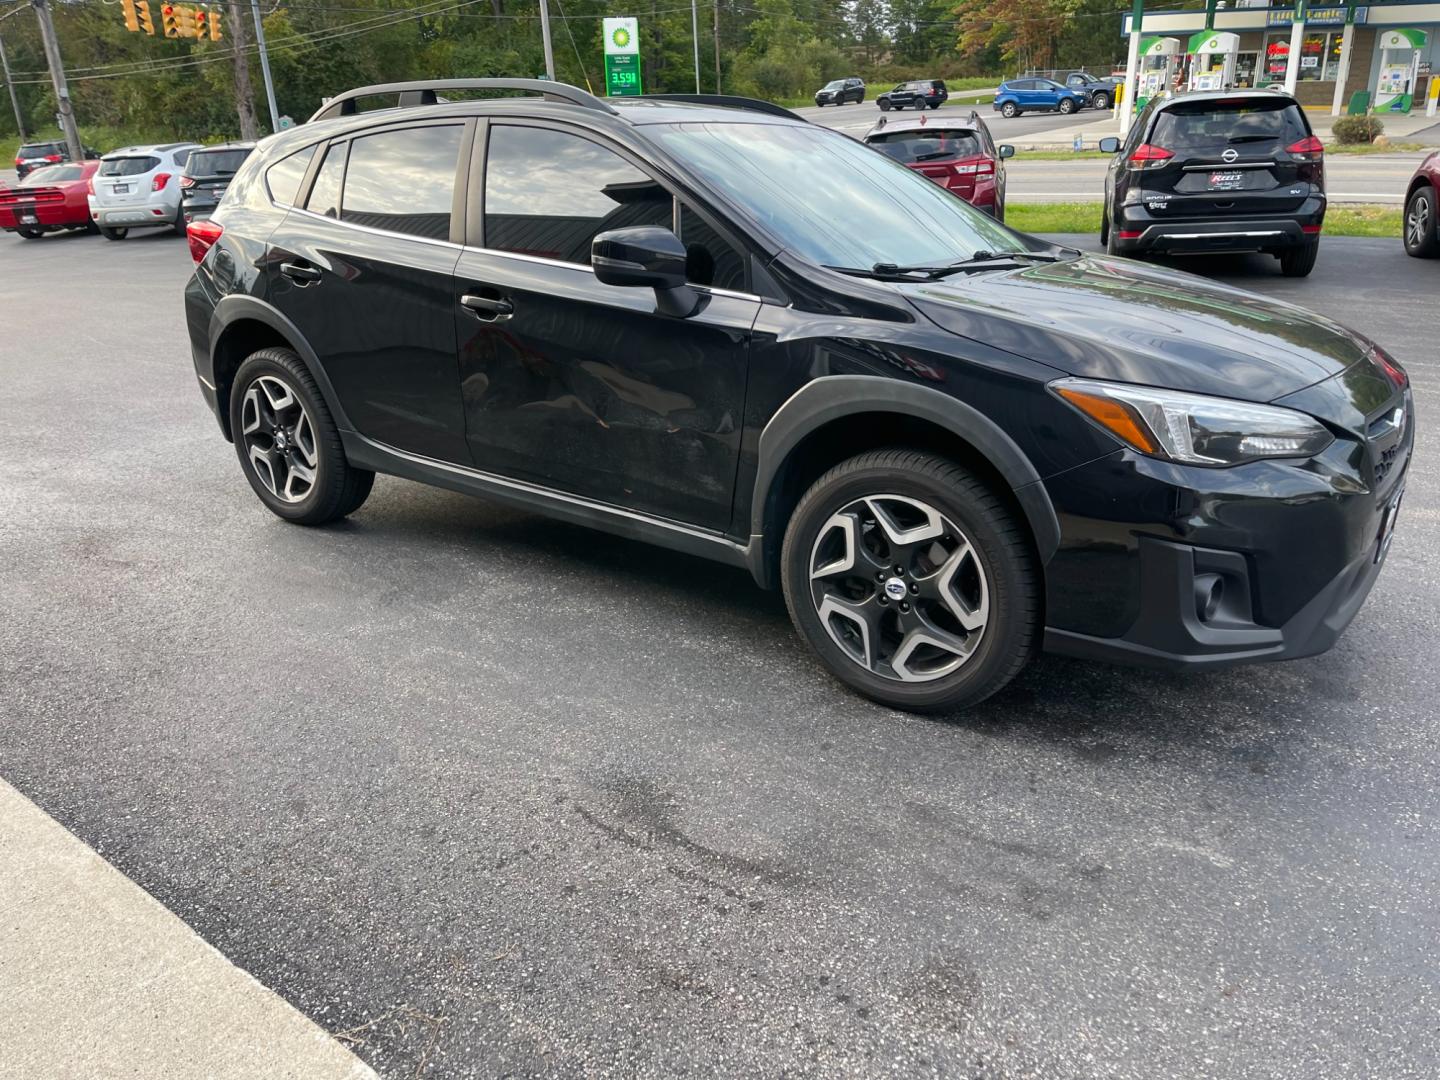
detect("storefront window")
[1262,31,1339,83]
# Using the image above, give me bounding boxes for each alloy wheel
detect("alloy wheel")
[1407,196,1431,249]
[808,494,989,683]
[240,375,319,503]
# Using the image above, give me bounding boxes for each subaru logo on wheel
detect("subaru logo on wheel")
[1222,148,1239,163]
[884,577,907,601]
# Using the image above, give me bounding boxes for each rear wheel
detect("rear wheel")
[878,99,891,112]
[100,227,128,241]
[229,347,374,525]
[1000,102,1018,118]
[16,227,42,240]
[1404,185,1439,258]
[1279,238,1319,277]
[781,449,1038,713]
[1059,98,1077,115]
[172,212,187,237]
[1092,92,1111,110]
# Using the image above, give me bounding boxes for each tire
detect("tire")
[1059,98,1077,115]
[1105,213,1124,256]
[228,347,374,525]
[1278,238,1319,277]
[17,227,42,240]
[1092,92,1111,110]
[1404,185,1439,258]
[85,220,101,235]
[172,211,188,237]
[878,99,891,112]
[100,227,128,241]
[1099,209,1110,247]
[1000,102,1018,118]
[781,448,1038,713]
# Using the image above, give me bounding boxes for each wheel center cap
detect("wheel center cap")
[274,429,289,451]
[883,577,907,601]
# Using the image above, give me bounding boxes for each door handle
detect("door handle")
[280,261,322,284]
[460,293,514,322]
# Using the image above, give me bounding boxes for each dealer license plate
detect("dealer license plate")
[112,183,130,194]
[1208,170,1245,191]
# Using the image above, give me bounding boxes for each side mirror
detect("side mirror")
[998,144,1015,159]
[592,226,700,318]
[1098,136,1121,154]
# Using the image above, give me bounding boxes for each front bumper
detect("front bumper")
[1039,394,1412,670]
[1111,196,1326,255]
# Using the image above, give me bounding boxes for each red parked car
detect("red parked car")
[864,111,1014,220]
[0,160,101,239]
[1403,149,1439,258]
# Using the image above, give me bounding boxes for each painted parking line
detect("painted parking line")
[0,778,376,1080]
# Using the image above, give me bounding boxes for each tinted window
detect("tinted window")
[1152,100,1306,153]
[652,122,1021,271]
[823,81,844,90]
[189,148,252,177]
[22,164,84,184]
[99,156,160,177]
[305,143,346,218]
[678,203,745,291]
[172,149,193,168]
[264,145,316,206]
[867,129,984,164]
[485,125,672,265]
[341,125,462,240]
[20,142,63,157]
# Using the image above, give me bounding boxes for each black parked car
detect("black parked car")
[181,141,256,223]
[183,79,1411,712]
[13,139,100,179]
[877,80,948,111]
[1063,71,1121,110]
[1099,90,1326,276]
[814,77,865,107]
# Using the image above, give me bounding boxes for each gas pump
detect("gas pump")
[1136,37,1181,110]
[1374,28,1428,113]
[1187,30,1240,91]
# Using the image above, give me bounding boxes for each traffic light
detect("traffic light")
[122,0,139,32]
[194,6,207,39]
[161,3,180,37]
[137,0,154,35]
[208,7,221,40]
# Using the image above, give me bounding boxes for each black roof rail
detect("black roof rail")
[640,94,805,122]
[309,79,617,123]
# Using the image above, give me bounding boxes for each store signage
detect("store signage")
[1267,7,1367,26]
[603,17,642,97]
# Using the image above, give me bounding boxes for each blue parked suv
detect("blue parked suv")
[993,78,1086,119]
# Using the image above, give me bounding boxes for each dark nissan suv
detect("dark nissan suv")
[1099,90,1326,276]
[181,141,256,223]
[183,79,1412,713]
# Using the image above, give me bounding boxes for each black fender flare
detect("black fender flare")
[747,376,1061,584]
[208,294,355,435]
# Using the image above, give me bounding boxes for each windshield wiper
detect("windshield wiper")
[826,250,1071,281]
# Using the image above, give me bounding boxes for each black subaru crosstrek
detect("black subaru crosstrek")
[183,79,1412,713]
[1099,90,1326,276]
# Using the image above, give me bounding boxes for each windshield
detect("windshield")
[1152,100,1306,152]
[868,129,984,164]
[19,143,63,158]
[823,81,844,90]
[652,122,1024,270]
[22,164,84,184]
[188,148,252,177]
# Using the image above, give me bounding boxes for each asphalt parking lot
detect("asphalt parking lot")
[2,228,1437,1079]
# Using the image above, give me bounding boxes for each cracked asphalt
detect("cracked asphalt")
[1,228,1437,1079]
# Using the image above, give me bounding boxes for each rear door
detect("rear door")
[263,119,474,463]
[1144,98,1317,219]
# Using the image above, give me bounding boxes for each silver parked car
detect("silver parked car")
[88,143,202,240]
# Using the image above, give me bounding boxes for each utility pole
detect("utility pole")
[538,0,555,80]
[226,0,258,139]
[249,0,278,132]
[712,0,720,93]
[0,25,26,142]
[31,0,81,161]
[690,0,700,93]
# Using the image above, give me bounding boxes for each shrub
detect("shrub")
[1332,115,1384,144]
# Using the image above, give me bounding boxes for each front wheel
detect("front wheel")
[1059,98,1077,115]
[1000,102,1018,118]
[100,227,128,241]
[1279,238,1320,277]
[1092,92,1111,110]
[781,449,1038,713]
[229,348,374,525]
[1404,186,1439,258]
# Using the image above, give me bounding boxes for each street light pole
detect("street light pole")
[30,0,81,161]
[0,25,26,142]
[249,0,279,132]
[538,0,555,80]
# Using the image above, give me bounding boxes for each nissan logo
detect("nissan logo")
[1222,148,1239,163]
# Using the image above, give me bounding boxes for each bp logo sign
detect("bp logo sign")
[602,17,640,96]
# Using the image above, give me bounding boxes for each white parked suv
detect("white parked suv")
[89,142,201,240]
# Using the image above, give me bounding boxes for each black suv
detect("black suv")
[181,141,256,223]
[14,139,100,179]
[1099,90,1326,276]
[1063,71,1121,110]
[814,77,865,107]
[183,79,1411,712]
[878,80,948,111]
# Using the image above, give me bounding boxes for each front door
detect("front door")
[264,120,473,463]
[454,121,758,532]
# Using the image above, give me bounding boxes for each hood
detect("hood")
[906,254,1368,402]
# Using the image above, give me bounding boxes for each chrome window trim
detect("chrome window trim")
[288,205,465,250]
[460,243,763,302]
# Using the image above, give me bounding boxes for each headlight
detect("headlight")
[1052,378,1333,466]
